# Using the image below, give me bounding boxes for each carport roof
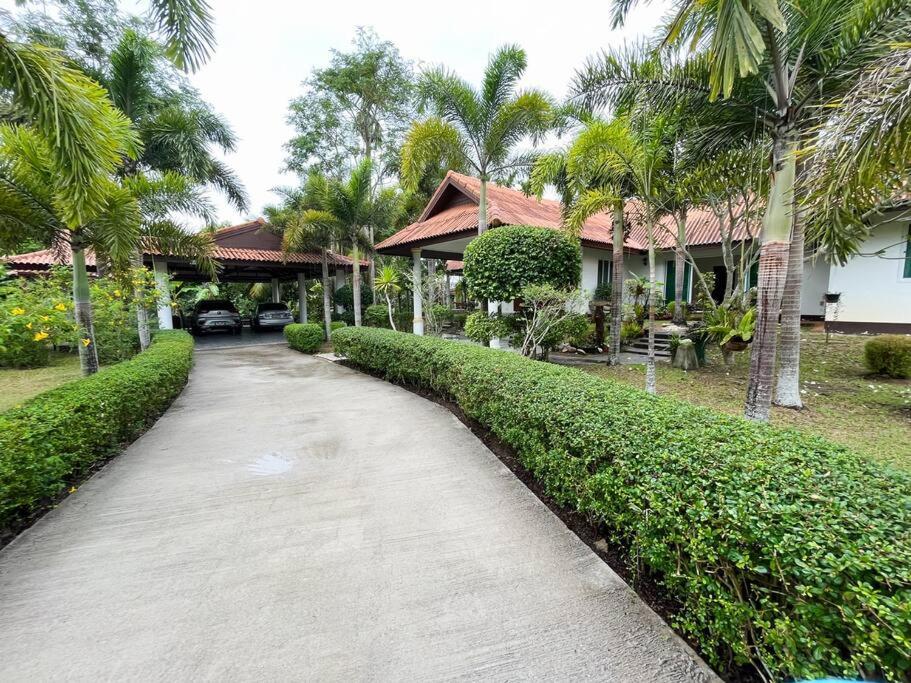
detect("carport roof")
[3,218,361,280]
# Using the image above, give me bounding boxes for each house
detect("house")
[375,171,911,334]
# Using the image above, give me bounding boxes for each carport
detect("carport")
[4,218,360,331]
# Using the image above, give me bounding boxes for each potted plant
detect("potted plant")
[705,306,757,356]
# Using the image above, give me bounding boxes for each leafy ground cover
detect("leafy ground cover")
[0,352,81,412]
[584,330,911,469]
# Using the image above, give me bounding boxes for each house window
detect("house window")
[904,225,911,279]
[597,259,613,285]
[664,260,692,303]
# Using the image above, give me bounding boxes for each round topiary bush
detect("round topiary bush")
[463,226,581,301]
[864,334,911,378]
[284,323,324,353]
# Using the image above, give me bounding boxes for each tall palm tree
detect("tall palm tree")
[573,1,910,420]
[400,44,554,234]
[375,265,402,330]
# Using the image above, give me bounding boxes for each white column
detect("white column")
[152,258,173,330]
[487,299,500,348]
[412,248,424,336]
[297,273,308,323]
[271,277,281,303]
[335,269,345,313]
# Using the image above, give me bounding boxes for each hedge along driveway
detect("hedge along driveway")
[332,326,911,682]
[0,344,717,681]
[0,331,194,536]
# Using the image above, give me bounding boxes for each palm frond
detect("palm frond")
[481,44,527,112]
[147,0,215,72]
[400,117,469,190]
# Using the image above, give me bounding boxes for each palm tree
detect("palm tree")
[573,1,910,420]
[550,115,672,393]
[375,265,402,330]
[400,44,554,234]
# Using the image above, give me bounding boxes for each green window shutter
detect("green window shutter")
[904,226,911,279]
[665,260,676,301]
[749,262,759,289]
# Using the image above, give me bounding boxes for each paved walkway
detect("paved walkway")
[0,345,717,681]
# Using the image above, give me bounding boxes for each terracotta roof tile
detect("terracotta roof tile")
[376,170,758,253]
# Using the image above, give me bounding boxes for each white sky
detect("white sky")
[179,0,669,225]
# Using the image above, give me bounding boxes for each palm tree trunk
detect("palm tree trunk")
[744,136,797,422]
[609,203,624,365]
[71,239,99,375]
[131,249,151,351]
[478,176,488,234]
[673,208,686,324]
[645,215,657,395]
[321,248,332,340]
[352,244,362,327]
[386,293,396,331]
[367,225,376,301]
[774,197,805,409]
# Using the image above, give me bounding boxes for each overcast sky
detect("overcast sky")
[163,0,669,224]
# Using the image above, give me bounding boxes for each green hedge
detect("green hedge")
[284,323,324,353]
[332,326,911,682]
[865,335,911,378]
[0,330,194,533]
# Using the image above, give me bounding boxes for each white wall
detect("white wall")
[828,218,911,324]
[800,258,829,317]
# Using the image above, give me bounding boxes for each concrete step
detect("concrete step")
[623,345,671,357]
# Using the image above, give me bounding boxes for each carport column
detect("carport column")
[412,248,424,336]
[271,277,281,303]
[334,269,345,314]
[297,272,308,323]
[152,258,173,330]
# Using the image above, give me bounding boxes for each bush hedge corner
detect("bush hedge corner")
[332,326,911,682]
[0,330,194,535]
[284,323,325,353]
[865,334,911,378]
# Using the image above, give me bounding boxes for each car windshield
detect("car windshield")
[196,300,236,313]
[258,303,289,312]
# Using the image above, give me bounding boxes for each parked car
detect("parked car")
[191,300,243,335]
[252,302,294,332]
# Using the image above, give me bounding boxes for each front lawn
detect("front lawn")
[582,330,911,469]
[0,352,82,412]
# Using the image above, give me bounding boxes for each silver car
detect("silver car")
[252,302,293,332]
[192,300,243,335]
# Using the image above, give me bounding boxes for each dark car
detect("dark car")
[252,302,294,332]
[191,300,242,335]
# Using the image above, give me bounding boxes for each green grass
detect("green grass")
[583,330,911,470]
[0,353,82,412]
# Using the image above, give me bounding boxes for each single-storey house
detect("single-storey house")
[375,171,911,335]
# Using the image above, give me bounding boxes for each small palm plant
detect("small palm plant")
[375,265,402,330]
[401,44,554,233]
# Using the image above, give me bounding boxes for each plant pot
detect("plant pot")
[722,338,749,353]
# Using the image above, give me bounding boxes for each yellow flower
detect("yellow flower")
[113,289,122,297]
[170,301,178,307]
[33,331,49,342]
[40,315,50,322]
[81,338,92,347]
[68,486,78,494]
[54,303,67,312]
[26,322,32,329]
[10,307,25,316]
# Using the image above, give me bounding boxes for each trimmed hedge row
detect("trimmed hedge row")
[332,326,911,682]
[284,323,324,353]
[0,330,194,534]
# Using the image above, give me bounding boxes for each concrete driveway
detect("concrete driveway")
[0,345,718,681]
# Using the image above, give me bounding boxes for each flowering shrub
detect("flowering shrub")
[0,266,159,368]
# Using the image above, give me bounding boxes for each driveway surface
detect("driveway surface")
[0,345,718,681]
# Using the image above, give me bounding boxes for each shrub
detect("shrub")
[330,320,347,331]
[462,225,581,301]
[284,323,324,353]
[620,320,643,343]
[559,312,594,348]
[464,310,512,345]
[333,283,373,311]
[331,326,911,682]
[0,331,193,534]
[364,303,390,328]
[865,335,911,378]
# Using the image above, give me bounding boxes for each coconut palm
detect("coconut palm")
[400,44,554,234]
[573,1,911,420]
[557,115,672,393]
[375,265,402,330]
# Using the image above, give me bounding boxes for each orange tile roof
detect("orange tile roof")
[376,171,757,253]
